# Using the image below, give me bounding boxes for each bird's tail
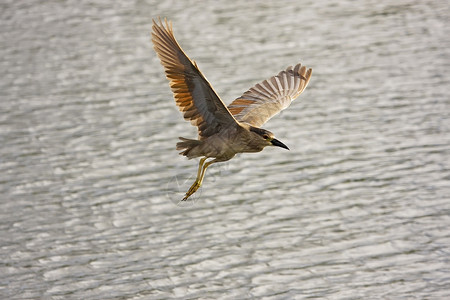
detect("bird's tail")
[176,137,202,158]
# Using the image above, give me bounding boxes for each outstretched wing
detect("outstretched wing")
[151,18,238,139]
[228,64,312,127]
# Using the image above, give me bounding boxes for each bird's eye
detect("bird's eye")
[262,134,269,140]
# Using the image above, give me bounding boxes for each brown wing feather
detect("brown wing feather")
[228,63,312,127]
[151,18,238,139]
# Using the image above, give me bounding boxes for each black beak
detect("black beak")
[271,138,289,150]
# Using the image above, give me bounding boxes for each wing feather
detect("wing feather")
[228,63,312,127]
[152,18,238,139]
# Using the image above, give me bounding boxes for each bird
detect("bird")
[151,18,312,200]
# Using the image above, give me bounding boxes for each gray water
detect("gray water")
[1,0,449,299]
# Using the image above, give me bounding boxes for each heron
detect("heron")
[151,18,312,200]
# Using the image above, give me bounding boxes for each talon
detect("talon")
[182,181,200,201]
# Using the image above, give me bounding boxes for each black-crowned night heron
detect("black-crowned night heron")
[152,18,312,200]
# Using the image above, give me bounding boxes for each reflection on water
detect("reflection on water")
[1,0,449,299]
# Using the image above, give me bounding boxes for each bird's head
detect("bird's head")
[249,127,289,150]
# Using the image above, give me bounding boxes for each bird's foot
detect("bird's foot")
[182,180,201,201]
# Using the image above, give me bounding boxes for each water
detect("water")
[1,0,449,299]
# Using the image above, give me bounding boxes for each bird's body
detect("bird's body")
[177,123,269,160]
[151,18,312,200]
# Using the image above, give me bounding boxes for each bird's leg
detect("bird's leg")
[195,157,207,181]
[182,157,206,200]
[183,158,215,201]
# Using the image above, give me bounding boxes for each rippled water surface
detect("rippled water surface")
[1,0,449,299]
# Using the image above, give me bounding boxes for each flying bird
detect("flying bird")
[151,18,312,200]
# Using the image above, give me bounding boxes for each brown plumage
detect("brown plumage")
[151,18,312,200]
[151,18,237,140]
